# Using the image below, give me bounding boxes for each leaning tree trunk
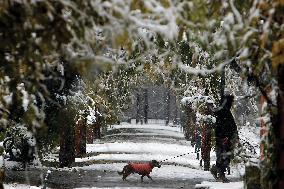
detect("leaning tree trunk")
[59,107,75,167]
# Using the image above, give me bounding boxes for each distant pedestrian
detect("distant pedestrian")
[210,95,238,182]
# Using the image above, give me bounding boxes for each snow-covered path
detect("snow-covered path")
[77,123,202,168]
[5,123,243,189]
[72,123,242,188]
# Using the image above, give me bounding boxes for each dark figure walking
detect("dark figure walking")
[210,95,238,182]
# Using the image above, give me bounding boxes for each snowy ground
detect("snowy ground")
[4,122,259,188]
[75,123,244,178]
[4,183,42,189]
[195,181,244,189]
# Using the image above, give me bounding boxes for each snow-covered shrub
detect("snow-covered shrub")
[232,124,260,165]
[3,124,36,163]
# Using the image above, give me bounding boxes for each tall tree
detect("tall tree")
[143,88,149,124]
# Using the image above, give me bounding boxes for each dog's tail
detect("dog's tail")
[117,171,123,175]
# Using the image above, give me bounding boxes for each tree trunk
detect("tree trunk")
[277,64,284,189]
[201,110,212,172]
[244,165,261,189]
[59,107,75,167]
[144,88,148,124]
[173,94,178,125]
[201,127,212,170]
[75,118,86,156]
[94,116,101,139]
[220,69,225,102]
[186,103,196,144]
[0,155,4,189]
[86,124,94,144]
[165,90,170,125]
[136,92,141,124]
[260,65,284,189]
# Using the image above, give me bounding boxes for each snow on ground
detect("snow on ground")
[238,125,260,156]
[38,123,258,188]
[77,147,219,172]
[75,123,244,180]
[77,153,200,168]
[109,123,183,133]
[195,181,244,189]
[43,123,246,179]
[4,181,244,189]
[86,142,191,155]
[105,131,184,138]
[77,124,207,170]
[79,163,214,180]
[4,183,42,189]
[75,188,166,189]
[79,162,240,181]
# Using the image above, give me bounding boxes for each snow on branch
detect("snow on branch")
[181,95,215,106]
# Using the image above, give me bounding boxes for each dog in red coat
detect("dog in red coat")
[118,160,161,181]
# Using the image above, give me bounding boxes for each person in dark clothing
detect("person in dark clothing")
[210,95,238,182]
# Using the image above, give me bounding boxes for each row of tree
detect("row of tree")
[0,1,283,188]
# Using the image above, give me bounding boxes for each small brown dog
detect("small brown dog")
[118,160,161,181]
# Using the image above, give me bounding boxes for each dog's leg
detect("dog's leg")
[141,175,145,182]
[123,172,130,181]
[146,174,153,181]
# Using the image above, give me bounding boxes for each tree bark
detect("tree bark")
[277,64,284,189]
[0,155,4,189]
[245,165,261,189]
[173,94,178,125]
[143,88,148,124]
[201,104,213,171]
[220,69,225,102]
[136,92,141,124]
[86,124,94,144]
[260,65,284,189]
[75,118,86,156]
[59,107,75,167]
[165,90,170,125]
[94,116,101,139]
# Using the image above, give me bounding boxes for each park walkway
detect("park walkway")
[5,123,242,188]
